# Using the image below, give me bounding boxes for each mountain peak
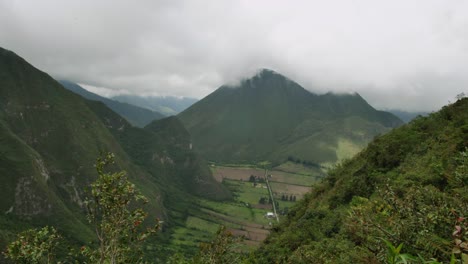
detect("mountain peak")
[257,68,278,76]
[179,68,402,163]
[234,68,301,93]
[251,68,285,81]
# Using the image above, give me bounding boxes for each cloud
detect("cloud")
[1,0,467,111]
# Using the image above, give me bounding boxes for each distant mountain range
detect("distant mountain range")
[59,80,165,127]
[112,94,198,116]
[179,69,403,165]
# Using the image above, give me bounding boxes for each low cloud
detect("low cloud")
[1,0,467,111]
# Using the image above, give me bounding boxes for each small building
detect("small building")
[265,212,276,219]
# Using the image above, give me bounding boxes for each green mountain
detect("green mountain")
[0,47,229,260]
[253,98,468,263]
[112,94,198,116]
[59,80,165,127]
[178,69,403,165]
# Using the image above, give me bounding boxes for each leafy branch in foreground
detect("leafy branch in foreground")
[3,226,61,264]
[4,153,159,264]
[81,152,160,263]
[196,226,243,264]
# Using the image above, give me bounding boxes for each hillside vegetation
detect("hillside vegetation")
[253,98,468,263]
[0,47,229,261]
[178,69,402,165]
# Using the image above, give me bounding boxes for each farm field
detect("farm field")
[168,163,324,255]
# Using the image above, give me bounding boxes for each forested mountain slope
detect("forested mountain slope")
[179,69,403,165]
[253,98,468,263]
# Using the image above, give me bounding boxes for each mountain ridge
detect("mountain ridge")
[112,94,198,116]
[59,80,165,127]
[178,69,403,165]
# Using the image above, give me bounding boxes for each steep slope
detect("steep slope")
[59,80,164,127]
[178,69,403,165]
[0,47,163,247]
[85,100,232,259]
[86,99,231,202]
[253,98,468,263]
[112,94,198,115]
[0,47,229,260]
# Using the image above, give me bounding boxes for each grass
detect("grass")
[185,216,220,233]
[268,170,320,186]
[198,199,256,222]
[269,182,311,198]
[225,179,270,205]
[335,137,364,161]
[171,226,213,247]
[273,161,324,176]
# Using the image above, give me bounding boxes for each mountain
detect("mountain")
[112,94,198,116]
[59,80,164,127]
[253,98,468,263]
[0,47,229,260]
[86,99,231,202]
[178,69,403,165]
[387,109,429,123]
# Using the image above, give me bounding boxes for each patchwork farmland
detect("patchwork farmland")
[168,163,324,254]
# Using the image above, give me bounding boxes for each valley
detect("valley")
[167,162,324,252]
[1,45,465,263]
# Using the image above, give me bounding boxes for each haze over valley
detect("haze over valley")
[0,1,467,263]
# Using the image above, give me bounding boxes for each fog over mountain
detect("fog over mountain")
[1,0,467,111]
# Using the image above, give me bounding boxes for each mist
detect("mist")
[1,0,467,111]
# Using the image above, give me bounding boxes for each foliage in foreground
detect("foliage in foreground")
[3,153,159,264]
[4,226,61,264]
[167,226,245,264]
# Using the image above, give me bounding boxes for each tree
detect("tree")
[4,153,159,263]
[82,152,159,263]
[249,175,256,182]
[192,226,243,264]
[4,226,61,264]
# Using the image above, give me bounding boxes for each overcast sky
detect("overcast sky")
[1,0,467,111]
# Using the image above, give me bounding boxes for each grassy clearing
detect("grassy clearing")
[274,198,296,210]
[268,170,320,186]
[273,161,325,176]
[198,199,259,223]
[224,179,270,205]
[211,166,264,182]
[185,216,220,233]
[335,137,363,161]
[269,182,311,199]
[170,226,213,247]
